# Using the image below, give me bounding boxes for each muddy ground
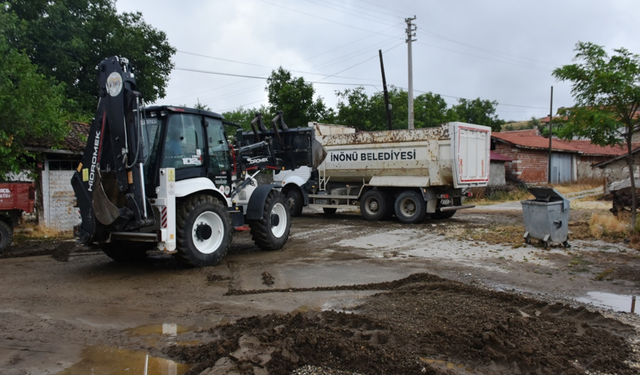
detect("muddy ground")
[1,201,639,374]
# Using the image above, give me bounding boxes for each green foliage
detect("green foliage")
[222,106,268,131]
[335,87,497,131]
[266,67,334,127]
[414,92,458,128]
[0,8,70,177]
[451,98,505,132]
[6,0,175,118]
[552,42,640,146]
[193,100,211,111]
[553,41,640,230]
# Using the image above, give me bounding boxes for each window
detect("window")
[161,114,205,169]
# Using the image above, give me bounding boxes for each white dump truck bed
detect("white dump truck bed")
[316,122,490,188]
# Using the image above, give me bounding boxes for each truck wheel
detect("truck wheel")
[248,190,290,250]
[360,190,389,221]
[176,194,232,267]
[394,190,427,224]
[285,188,304,217]
[0,220,13,253]
[430,210,456,219]
[101,241,150,262]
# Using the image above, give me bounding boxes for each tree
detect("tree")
[335,87,456,131]
[266,67,334,127]
[6,0,175,118]
[222,106,269,131]
[553,41,640,230]
[451,98,505,132]
[414,92,458,128]
[0,8,70,177]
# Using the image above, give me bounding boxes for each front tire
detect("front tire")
[248,190,290,251]
[0,221,12,252]
[394,190,426,224]
[176,194,232,267]
[285,188,304,217]
[101,241,150,262]
[360,190,389,221]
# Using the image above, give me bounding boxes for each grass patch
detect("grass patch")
[589,214,629,239]
[594,268,614,281]
[14,223,74,243]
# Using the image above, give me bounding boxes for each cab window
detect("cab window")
[162,114,204,169]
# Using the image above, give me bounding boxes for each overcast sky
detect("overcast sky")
[115,0,640,124]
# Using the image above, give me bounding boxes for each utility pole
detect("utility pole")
[379,50,392,130]
[548,86,554,184]
[406,16,416,129]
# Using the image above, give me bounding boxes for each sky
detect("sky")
[115,0,640,124]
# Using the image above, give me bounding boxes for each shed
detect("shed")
[25,122,88,231]
[489,151,511,186]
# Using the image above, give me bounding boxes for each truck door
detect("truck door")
[449,122,491,188]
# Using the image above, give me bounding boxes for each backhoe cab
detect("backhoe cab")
[72,56,313,267]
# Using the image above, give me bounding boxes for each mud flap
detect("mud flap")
[245,184,279,220]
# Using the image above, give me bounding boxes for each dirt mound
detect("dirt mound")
[166,273,635,375]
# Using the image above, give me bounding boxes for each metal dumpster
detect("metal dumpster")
[521,187,570,248]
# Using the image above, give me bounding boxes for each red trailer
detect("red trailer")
[0,182,35,252]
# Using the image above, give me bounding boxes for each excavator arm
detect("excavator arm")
[72,56,154,244]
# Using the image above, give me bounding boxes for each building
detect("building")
[492,129,634,184]
[25,122,88,231]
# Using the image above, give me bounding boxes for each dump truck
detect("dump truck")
[272,122,491,223]
[0,182,35,252]
[72,56,313,267]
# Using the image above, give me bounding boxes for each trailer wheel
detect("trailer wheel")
[394,190,427,224]
[0,220,13,253]
[176,194,232,267]
[360,190,389,221]
[100,241,150,262]
[285,188,304,217]
[248,190,290,250]
[430,210,456,220]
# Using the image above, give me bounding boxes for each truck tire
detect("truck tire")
[394,190,427,224]
[360,190,389,221]
[248,190,290,250]
[430,210,456,219]
[176,194,232,267]
[0,220,13,253]
[285,188,304,217]
[101,241,150,262]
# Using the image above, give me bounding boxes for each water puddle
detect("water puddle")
[55,345,191,375]
[577,291,638,314]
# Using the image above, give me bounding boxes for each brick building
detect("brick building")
[492,129,634,184]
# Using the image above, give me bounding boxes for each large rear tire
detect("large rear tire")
[176,194,232,267]
[248,190,290,251]
[101,241,150,262]
[360,190,389,221]
[0,220,12,253]
[394,190,427,224]
[285,188,304,217]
